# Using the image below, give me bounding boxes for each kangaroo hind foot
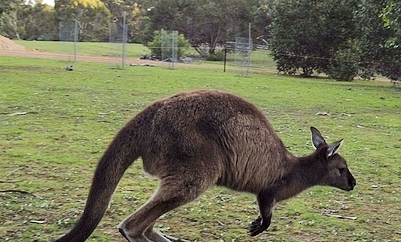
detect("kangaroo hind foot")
[118,175,210,242]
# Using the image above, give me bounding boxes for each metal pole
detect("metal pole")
[224,47,227,72]
[74,20,78,62]
[247,22,252,76]
[171,31,174,69]
[172,30,176,69]
[122,12,127,69]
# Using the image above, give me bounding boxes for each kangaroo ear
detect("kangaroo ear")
[327,139,344,157]
[310,126,327,149]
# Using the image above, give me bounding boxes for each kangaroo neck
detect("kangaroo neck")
[273,151,325,202]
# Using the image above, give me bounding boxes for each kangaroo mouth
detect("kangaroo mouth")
[341,179,357,191]
[342,185,355,191]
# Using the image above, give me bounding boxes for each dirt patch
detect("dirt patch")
[0,35,26,51]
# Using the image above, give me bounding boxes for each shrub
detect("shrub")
[147,29,190,61]
[206,51,224,61]
[327,41,361,81]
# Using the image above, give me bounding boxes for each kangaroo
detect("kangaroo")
[53,90,356,242]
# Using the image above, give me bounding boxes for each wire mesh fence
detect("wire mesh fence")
[4,22,278,73]
[161,30,179,69]
[58,20,79,63]
[234,37,253,76]
[109,20,128,69]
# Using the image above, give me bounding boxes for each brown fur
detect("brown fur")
[53,90,356,242]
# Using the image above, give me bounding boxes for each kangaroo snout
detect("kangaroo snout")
[343,176,356,191]
[349,178,357,191]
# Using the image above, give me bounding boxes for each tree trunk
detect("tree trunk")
[9,11,20,39]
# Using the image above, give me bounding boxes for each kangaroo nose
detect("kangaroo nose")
[350,178,356,189]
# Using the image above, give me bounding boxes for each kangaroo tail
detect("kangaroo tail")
[54,123,141,242]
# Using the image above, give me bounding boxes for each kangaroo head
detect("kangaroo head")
[310,127,356,191]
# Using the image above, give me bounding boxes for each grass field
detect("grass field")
[13,40,277,73]
[0,53,400,242]
[15,40,152,58]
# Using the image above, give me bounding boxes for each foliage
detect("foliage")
[206,50,225,61]
[270,0,326,77]
[250,0,272,45]
[147,29,190,60]
[0,0,24,38]
[140,0,269,57]
[0,12,18,38]
[327,41,361,81]
[17,3,57,40]
[55,0,111,41]
[102,0,144,42]
[1,0,110,41]
[378,1,401,80]
[0,0,23,16]
[381,1,401,41]
[355,0,401,81]
[270,0,359,78]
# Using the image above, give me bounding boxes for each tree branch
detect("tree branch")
[0,189,42,198]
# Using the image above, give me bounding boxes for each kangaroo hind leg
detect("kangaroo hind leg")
[118,174,210,242]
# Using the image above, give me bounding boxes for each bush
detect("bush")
[147,29,190,61]
[377,45,401,81]
[206,51,224,61]
[327,42,361,81]
[270,0,359,78]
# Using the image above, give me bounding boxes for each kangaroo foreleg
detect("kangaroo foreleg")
[249,190,275,236]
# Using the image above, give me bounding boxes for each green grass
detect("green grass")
[14,40,275,72]
[15,40,152,58]
[0,55,400,242]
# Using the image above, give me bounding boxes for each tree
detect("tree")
[0,0,23,16]
[381,1,401,42]
[323,0,361,81]
[270,0,359,79]
[355,0,401,81]
[102,0,145,42]
[251,0,273,46]
[17,3,58,40]
[140,0,265,57]
[378,1,401,80]
[270,0,324,77]
[326,40,362,81]
[0,0,24,38]
[55,0,111,41]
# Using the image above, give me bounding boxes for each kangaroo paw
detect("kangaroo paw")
[248,216,269,237]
